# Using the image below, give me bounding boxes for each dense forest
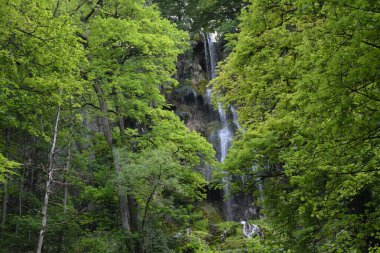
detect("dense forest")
[0,0,379,252]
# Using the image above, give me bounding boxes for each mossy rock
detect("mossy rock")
[195,79,209,95]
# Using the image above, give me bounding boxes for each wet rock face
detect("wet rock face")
[168,36,219,137]
[171,86,219,136]
[165,36,219,185]
[175,38,208,93]
[167,34,262,222]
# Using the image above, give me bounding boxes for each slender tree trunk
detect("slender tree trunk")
[36,104,61,253]
[58,145,71,253]
[1,129,11,239]
[93,80,131,232]
[141,183,158,252]
[63,148,70,214]
[29,166,35,193]
[15,169,25,237]
[19,174,23,217]
[58,100,74,253]
[0,181,8,239]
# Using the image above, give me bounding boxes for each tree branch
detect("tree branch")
[361,40,380,49]
[81,0,104,22]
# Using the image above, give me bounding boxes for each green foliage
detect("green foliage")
[214,0,380,251]
[179,230,215,253]
[3,214,40,251]
[0,153,19,182]
[147,109,216,165]
[81,0,188,126]
[0,0,86,136]
[70,232,123,253]
[114,108,216,250]
[170,219,287,253]
[141,224,171,253]
[0,1,86,250]
[0,0,217,252]
[154,0,246,31]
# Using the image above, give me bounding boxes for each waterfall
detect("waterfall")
[202,33,264,221]
[204,32,217,79]
[203,32,235,221]
[218,103,233,221]
[203,32,217,104]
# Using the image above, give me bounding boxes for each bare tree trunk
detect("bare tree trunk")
[36,104,61,253]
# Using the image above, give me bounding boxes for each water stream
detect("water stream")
[203,32,235,221]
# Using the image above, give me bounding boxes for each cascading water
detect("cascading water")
[204,33,217,80]
[218,103,234,220]
[172,32,262,220]
[203,32,235,221]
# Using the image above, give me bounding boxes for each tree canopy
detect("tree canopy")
[214,0,380,251]
[0,0,216,252]
[153,0,246,31]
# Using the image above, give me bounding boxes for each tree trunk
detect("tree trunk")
[0,181,8,239]
[128,195,138,233]
[63,148,69,214]
[112,147,131,232]
[128,194,140,252]
[36,104,61,253]
[93,80,113,146]
[113,90,140,252]
[19,173,23,216]
[58,144,71,253]
[93,80,131,233]
[1,130,11,239]
[15,169,25,237]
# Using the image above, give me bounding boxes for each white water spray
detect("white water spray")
[203,32,235,221]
